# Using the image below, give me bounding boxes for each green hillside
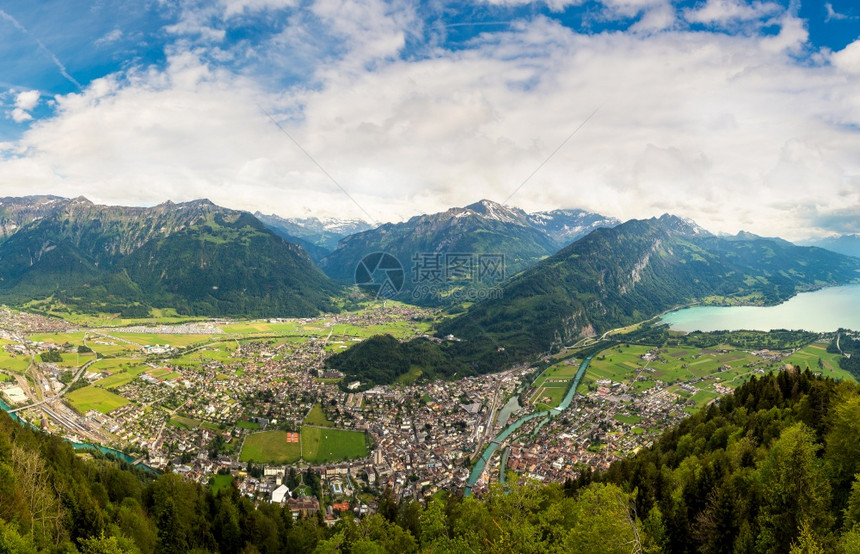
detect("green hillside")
[0,197,339,318]
[437,214,860,362]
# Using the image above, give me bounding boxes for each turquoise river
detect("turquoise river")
[465,353,594,495]
[0,398,156,473]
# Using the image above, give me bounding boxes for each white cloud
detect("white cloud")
[832,39,860,74]
[94,29,124,46]
[684,0,782,26]
[221,0,298,17]
[825,2,857,22]
[0,6,857,239]
[15,90,40,111]
[478,0,584,11]
[5,90,40,123]
[10,108,32,123]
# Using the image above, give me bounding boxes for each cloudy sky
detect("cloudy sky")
[0,0,858,239]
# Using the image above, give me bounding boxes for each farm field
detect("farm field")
[57,352,96,368]
[575,339,857,414]
[95,366,150,389]
[27,332,88,346]
[66,386,129,414]
[0,348,31,373]
[579,344,763,393]
[527,357,580,410]
[782,342,854,381]
[84,340,140,357]
[110,332,215,348]
[87,359,144,374]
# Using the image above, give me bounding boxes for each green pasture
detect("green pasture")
[304,404,334,427]
[65,386,129,414]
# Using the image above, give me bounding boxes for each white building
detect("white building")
[271,484,290,504]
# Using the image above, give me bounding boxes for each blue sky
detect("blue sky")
[1,0,858,239]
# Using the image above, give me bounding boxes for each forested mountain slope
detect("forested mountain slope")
[438,214,860,361]
[0,197,339,317]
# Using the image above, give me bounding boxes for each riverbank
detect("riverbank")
[466,353,595,495]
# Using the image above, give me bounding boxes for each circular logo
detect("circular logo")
[354,252,405,299]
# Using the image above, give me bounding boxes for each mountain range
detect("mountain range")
[799,234,860,259]
[253,212,373,262]
[329,214,860,384]
[0,196,338,317]
[437,214,860,361]
[317,199,619,302]
[0,195,857,342]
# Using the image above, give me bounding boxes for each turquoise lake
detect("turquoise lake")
[660,284,860,333]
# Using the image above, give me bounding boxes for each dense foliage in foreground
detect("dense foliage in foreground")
[3,370,860,552]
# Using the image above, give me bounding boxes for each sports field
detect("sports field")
[301,426,367,464]
[65,386,129,414]
[239,430,301,464]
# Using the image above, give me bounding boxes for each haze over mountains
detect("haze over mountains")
[799,235,860,259]
[254,212,374,262]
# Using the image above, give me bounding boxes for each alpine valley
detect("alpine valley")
[0,195,859,554]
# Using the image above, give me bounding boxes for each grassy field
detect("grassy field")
[210,474,234,493]
[87,359,143,374]
[239,430,301,464]
[56,352,96,368]
[529,383,569,411]
[301,426,367,464]
[110,333,215,348]
[527,358,580,410]
[27,332,88,346]
[65,386,129,414]
[614,413,642,425]
[84,340,140,357]
[168,416,199,430]
[782,342,854,381]
[0,351,31,373]
[579,343,765,393]
[574,339,857,415]
[304,404,334,427]
[95,365,150,389]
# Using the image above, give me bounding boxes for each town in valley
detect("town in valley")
[0,303,851,523]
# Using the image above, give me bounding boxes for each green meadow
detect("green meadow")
[66,386,129,414]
